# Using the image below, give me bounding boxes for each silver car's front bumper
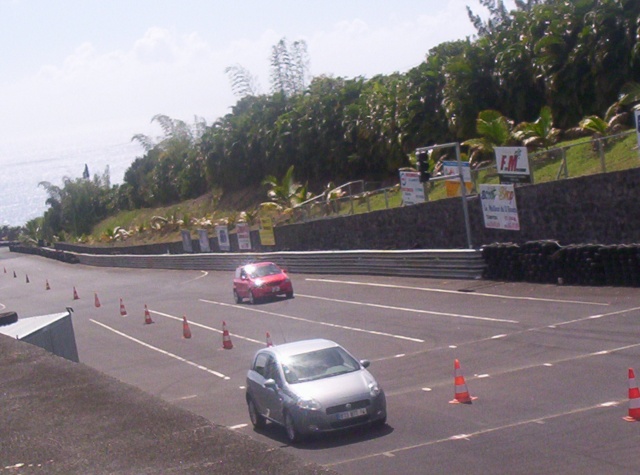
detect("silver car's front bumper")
[290,391,386,434]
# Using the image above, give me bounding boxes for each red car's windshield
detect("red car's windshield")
[246,263,282,278]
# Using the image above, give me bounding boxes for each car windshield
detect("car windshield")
[280,347,360,384]
[246,263,282,278]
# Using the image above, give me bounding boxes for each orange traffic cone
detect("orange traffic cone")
[449,359,477,404]
[94,292,101,308]
[73,287,80,300]
[266,331,273,347]
[624,368,640,422]
[119,298,127,316]
[182,315,192,339]
[144,305,154,324]
[45,280,51,290]
[222,321,233,349]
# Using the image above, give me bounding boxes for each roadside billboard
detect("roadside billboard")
[442,161,473,197]
[181,230,193,253]
[494,146,532,184]
[215,225,230,251]
[259,217,275,246]
[479,184,520,231]
[236,223,252,250]
[399,170,426,205]
[197,229,210,252]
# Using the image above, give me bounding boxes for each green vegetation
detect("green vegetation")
[6,0,640,246]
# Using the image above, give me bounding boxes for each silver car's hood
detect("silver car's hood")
[289,369,376,405]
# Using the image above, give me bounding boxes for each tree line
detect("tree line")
[16,0,640,243]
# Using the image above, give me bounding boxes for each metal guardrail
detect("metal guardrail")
[73,249,485,279]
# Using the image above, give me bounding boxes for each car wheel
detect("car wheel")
[285,291,293,299]
[247,398,266,429]
[233,289,242,304]
[284,411,302,443]
[372,415,387,429]
[249,290,257,304]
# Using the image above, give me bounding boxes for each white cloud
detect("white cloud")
[0,2,479,146]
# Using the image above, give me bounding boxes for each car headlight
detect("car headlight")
[368,382,381,397]
[253,279,264,288]
[296,397,321,411]
[284,278,290,283]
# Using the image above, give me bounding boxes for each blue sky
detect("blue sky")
[0,0,499,148]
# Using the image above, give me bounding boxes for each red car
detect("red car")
[233,262,294,304]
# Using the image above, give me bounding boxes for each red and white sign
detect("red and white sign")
[399,170,425,205]
[494,147,531,184]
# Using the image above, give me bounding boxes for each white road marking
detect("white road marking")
[150,310,263,344]
[326,400,624,467]
[305,278,610,306]
[296,293,519,324]
[546,306,640,328]
[229,424,248,430]
[199,299,425,343]
[186,271,209,282]
[90,319,231,380]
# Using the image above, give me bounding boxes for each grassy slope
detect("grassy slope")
[90,132,639,245]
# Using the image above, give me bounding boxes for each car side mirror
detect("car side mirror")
[360,359,370,368]
[264,378,278,390]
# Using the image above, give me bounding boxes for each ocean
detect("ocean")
[0,132,145,227]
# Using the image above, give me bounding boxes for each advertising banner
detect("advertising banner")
[399,170,426,205]
[259,217,275,246]
[180,230,193,253]
[215,225,230,251]
[479,184,520,231]
[236,223,252,250]
[442,161,473,197]
[494,146,532,184]
[197,229,210,253]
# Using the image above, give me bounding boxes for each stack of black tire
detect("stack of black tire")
[482,241,640,287]
[481,243,524,281]
[0,311,18,326]
[519,240,561,284]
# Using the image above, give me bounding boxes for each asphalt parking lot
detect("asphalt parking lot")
[2,247,640,474]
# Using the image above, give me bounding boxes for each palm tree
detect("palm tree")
[512,106,561,149]
[261,165,311,208]
[462,110,515,168]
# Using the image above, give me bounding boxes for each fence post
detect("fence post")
[598,138,606,173]
[384,189,389,209]
[562,148,568,179]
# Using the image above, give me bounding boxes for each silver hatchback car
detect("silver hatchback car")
[245,339,387,443]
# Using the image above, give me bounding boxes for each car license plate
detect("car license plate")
[336,408,367,420]
[272,286,280,292]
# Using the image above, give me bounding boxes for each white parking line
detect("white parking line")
[296,293,519,324]
[90,319,231,380]
[199,299,425,343]
[326,400,623,467]
[305,278,610,306]
[546,306,640,328]
[150,310,263,344]
[229,424,248,430]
